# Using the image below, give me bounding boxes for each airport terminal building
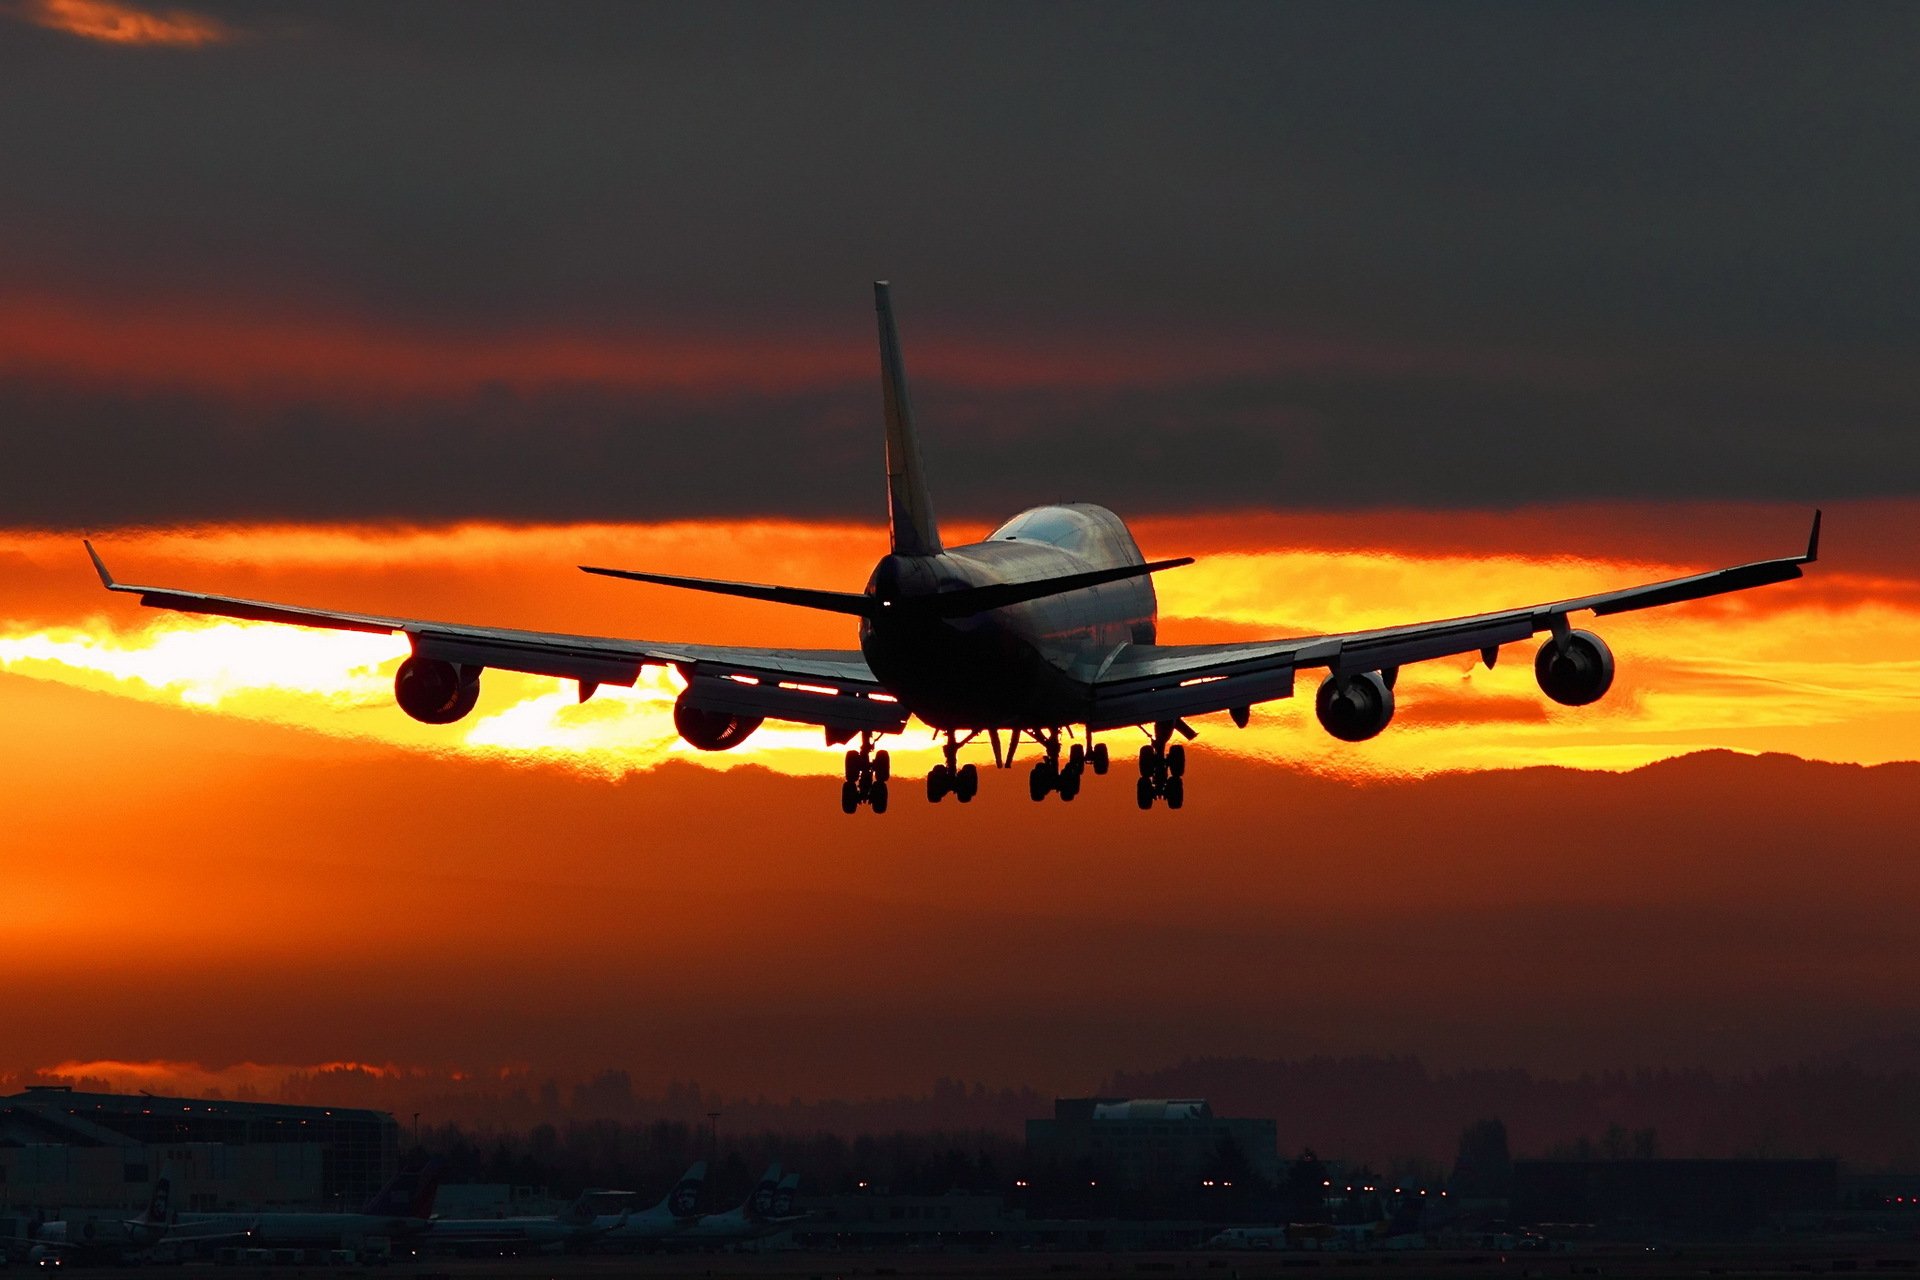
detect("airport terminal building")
[1026,1098,1280,1189]
[0,1086,398,1212]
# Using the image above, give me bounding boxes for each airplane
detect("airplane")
[157,1161,442,1249]
[4,1176,247,1265]
[84,283,1822,813]
[420,1190,628,1256]
[585,1161,706,1249]
[669,1163,790,1247]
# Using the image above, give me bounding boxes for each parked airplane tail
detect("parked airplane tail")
[361,1160,443,1219]
[660,1161,706,1219]
[744,1163,782,1220]
[142,1176,173,1226]
[559,1189,606,1226]
[770,1173,800,1218]
[874,280,942,558]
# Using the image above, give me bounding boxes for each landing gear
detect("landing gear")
[1027,729,1090,802]
[839,734,891,813]
[1135,723,1190,809]
[927,761,979,804]
[926,732,982,804]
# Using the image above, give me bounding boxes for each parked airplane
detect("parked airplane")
[421,1190,627,1255]
[161,1162,441,1249]
[0,1174,251,1266]
[586,1161,706,1248]
[670,1163,788,1246]
[2,1177,241,1266]
[85,284,1821,812]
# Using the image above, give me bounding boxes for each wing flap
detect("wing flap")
[1089,663,1295,732]
[680,674,908,733]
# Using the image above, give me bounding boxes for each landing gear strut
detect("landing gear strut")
[1135,722,1188,810]
[926,731,981,805]
[840,732,891,814]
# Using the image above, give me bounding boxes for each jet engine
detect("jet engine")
[1534,629,1615,706]
[1315,671,1395,742]
[673,691,763,751]
[394,655,482,724]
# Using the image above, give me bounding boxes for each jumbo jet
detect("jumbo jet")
[85,284,1821,812]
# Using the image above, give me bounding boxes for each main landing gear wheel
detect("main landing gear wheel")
[1026,729,1089,802]
[1135,731,1189,809]
[1090,742,1110,775]
[839,734,892,813]
[926,734,981,804]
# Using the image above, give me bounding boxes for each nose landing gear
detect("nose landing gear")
[839,733,891,813]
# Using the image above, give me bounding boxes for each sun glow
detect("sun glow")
[0,516,1912,783]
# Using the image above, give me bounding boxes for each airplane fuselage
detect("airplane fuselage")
[860,503,1156,729]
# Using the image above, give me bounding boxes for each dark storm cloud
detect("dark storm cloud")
[0,1,1914,523]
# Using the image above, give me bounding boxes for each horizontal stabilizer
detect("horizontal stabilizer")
[579,565,877,617]
[582,556,1193,620]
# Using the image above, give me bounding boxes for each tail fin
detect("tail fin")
[144,1176,173,1225]
[658,1161,705,1219]
[875,281,943,557]
[361,1160,442,1219]
[770,1172,800,1218]
[745,1163,782,1220]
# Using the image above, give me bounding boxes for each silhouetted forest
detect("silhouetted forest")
[16,1051,1920,1171]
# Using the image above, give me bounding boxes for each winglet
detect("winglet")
[1804,509,1822,564]
[84,539,116,589]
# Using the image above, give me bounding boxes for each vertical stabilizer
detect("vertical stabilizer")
[874,281,943,556]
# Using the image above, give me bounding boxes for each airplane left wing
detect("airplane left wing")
[85,543,907,737]
[1087,512,1820,731]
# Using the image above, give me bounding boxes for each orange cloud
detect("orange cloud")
[16,0,231,46]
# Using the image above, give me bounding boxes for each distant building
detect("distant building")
[1026,1098,1280,1189]
[0,1085,398,1212]
[1511,1159,1838,1235]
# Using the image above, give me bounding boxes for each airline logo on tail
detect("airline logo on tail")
[144,1177,172,1225]
[666,1162,705,1219]
[770,1173,800,1219]
[746,1164,782,1220]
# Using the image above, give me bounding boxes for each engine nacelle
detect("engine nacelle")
[1315,671,1395,742]
[672,691,763,751]
[1535,629,1615,706]
[394,655,481,724]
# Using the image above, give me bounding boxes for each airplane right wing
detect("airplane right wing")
[1086,512,1820,731]
[86,544,908,738]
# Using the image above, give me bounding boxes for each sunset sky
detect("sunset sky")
[2,1,1916,1109]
